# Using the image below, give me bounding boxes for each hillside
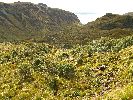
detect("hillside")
[1,2,133,99]
[0,2,79,43]
[1,35,133,99]
[78,13,133,41]
[1,2,133,46]
[46,13,133,46]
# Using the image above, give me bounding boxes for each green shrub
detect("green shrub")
[19,64,34,83]
[11,50,18,58]
[49,78,58,95]
[57,64,75,79]
[32,58,45,71]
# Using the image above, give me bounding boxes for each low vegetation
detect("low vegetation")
[0,35,133,99]
[1,2,133,99]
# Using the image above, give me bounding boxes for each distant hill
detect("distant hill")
[1,2,133,46]
[125,12,133,16]
[79,13,133,41]
[87,13,133,29]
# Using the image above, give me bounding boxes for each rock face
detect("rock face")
[0,2,80,42]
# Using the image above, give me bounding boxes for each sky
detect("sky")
[1,0,133,24]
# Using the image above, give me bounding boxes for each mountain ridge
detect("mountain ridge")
[1,2,133,47]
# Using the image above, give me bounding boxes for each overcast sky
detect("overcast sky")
[1,0,133,24]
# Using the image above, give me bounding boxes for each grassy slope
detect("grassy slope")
[0,35,133,99]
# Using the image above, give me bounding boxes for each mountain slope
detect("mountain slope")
[1,2,133,46]
[0,2,80,42]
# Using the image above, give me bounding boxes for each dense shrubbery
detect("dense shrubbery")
[2,2,133,99]
[57,64,75,79]
[86,35,133,52]
[0,35,133,99]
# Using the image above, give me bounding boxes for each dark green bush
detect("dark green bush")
[19,64,34,83]
[49,78,58,95]
[57,64,75,79]
[11,50,18,58]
